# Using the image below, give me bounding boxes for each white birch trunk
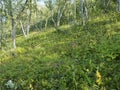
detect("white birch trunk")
[118,0,120,13]
[45,18,48,29]
[9,0,16,49]
[80,0,88,26]
[57,0,61,27]
[57,1,67,27]
[26,0,32,37]
[27,24,30,37]
[68,0,70,25]
[11,23,16,49]
[74,0,77,24]
[20,20,27,37]
[51,9,57,28]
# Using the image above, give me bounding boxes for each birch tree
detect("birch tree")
[0,0,6,49]
[118,0,120,13]
[74,0,77,24]
[80,0,88,26]
[45,0,56,29]
[45,0,67,30]
[56,0,67,28]
[26,0,32,37]
[8,0,16,49]
[5,0,29,49]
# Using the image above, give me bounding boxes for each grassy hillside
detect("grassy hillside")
[0,12,120,89]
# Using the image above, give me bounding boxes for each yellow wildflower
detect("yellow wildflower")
[96,70,102,85]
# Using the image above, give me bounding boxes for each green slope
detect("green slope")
[0,13,120,90]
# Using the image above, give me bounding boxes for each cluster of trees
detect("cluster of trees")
[0,0,119,49]
[0,0,37,49]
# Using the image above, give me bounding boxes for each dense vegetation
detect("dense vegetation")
[0,0,120,90]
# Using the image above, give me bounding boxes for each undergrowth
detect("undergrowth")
[0,12,120,90]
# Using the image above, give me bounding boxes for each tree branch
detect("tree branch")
[16,0,29,19]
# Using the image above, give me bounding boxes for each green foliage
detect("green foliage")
[0,6,120,90]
